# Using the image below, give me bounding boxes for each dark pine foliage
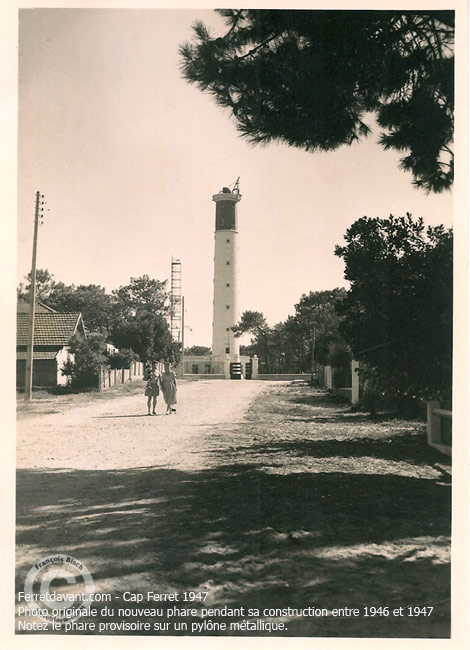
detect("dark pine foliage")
[334,214,452,403]
[181,9,454,192]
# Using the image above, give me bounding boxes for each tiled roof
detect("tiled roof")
[17,313,82,346]
[17,350,58,360]
[17,298,57,313]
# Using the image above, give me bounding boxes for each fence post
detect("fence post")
[427,400,441,444]
[325,365,332,389]
[351,360,360,405]
[224,356,231,379]
[252,355,259,379]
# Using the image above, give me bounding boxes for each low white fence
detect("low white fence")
[426,400,452,456]
[99,361,144,390]
[181,374,225,381]
[257,373,311,381]
[323,360,360,405]
[334,387,353,401]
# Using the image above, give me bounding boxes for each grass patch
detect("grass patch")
[16,380,147,417]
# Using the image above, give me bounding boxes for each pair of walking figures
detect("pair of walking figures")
[145,362,177,415]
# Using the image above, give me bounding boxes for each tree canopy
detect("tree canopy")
[18,270,113,333]
[110,276,177,363]
[232,310,270,339]
[49,283,113,334]
[181,9,454,192]
[335,213,452,403]
[293,288,347,366]
[232,293,348,374]
[232,310,272,369]
[17,271,179,365]
[185,345,212,356]
[17,268,56,302]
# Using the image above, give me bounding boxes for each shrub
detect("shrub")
[107,348,139,369]
[62,333,108,389]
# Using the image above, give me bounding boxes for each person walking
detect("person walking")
[144,363,160,415]
[161,362,177,414]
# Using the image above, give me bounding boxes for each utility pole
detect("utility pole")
[24,191,44,401]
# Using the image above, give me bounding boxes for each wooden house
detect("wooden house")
[17,299,86,387]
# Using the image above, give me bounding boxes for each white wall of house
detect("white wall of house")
[56,347,73,386]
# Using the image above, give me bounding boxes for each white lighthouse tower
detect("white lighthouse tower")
[211,179,242,373]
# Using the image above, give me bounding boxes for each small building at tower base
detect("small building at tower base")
[181,353,257,380]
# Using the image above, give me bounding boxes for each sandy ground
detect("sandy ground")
[16,381,451,638]
[16,379,272,471]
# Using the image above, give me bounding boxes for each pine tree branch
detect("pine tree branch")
[223,9,244,39]
[235,34,283,61]
[442,144,454,157]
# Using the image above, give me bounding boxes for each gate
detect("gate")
[245,361,252,380]
[230,362,242,380]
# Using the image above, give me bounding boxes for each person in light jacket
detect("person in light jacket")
[161,362,177,414]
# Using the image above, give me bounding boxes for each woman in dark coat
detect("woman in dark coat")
[144,364,160,415]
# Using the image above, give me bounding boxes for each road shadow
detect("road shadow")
[286,392,423,424]
[16,383,451,638]
[288,393,350,408]
[16,461,450,637]
[92,414,164,419]
[243,433,450,472]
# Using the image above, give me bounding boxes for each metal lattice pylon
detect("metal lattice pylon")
[170,258,182,343]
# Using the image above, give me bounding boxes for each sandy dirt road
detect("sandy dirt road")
[16,380,273,471]
[15,382,450,638]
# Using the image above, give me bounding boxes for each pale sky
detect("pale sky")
[17,7,454,347]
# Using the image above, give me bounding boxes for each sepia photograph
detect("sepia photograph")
[3,1,468,647]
